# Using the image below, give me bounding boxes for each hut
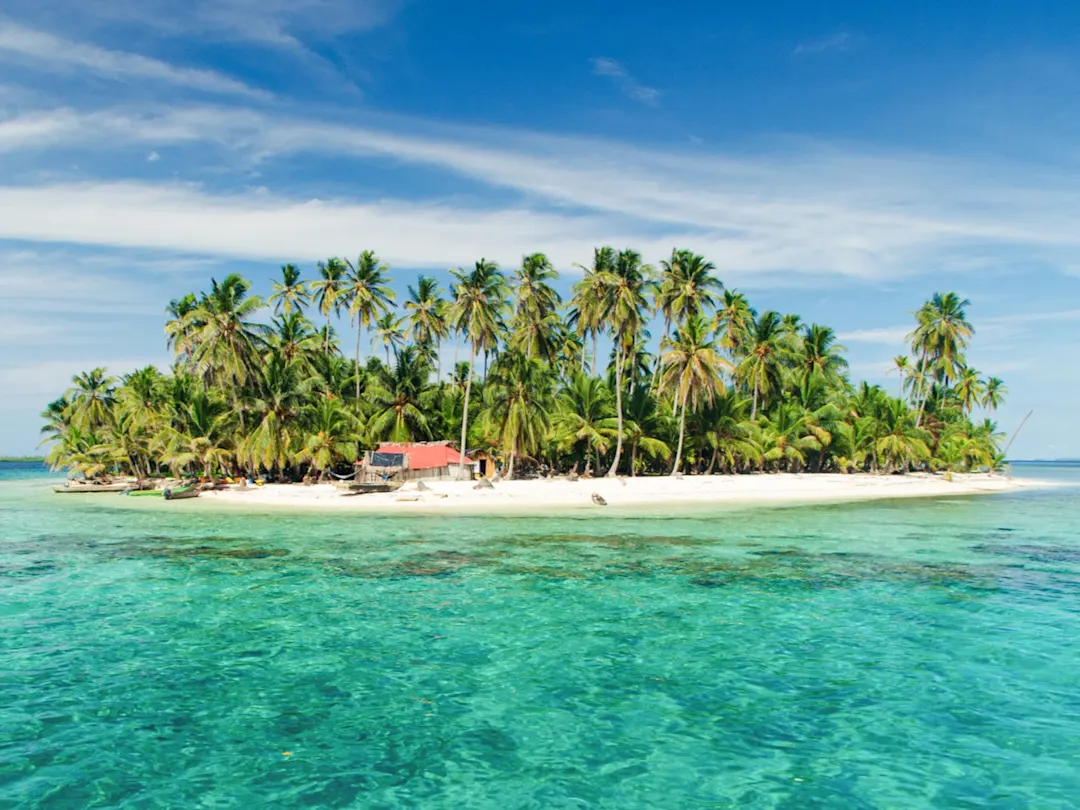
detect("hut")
[468,449,501,479]
[375,442,473,481]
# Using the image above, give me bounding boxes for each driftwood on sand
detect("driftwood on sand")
[591,492,608,506]
[473,478,494,490]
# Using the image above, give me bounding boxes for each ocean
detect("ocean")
[2,461,1079,808]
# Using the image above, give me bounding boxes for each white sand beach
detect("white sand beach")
[193,472,1041,513]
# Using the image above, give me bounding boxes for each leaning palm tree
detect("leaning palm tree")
[404,275,449,378]
[908,292,974,426]
[268,263,309,315]
[449,259,508,477]
[604,248,651,476]
[309,258,348,354]
[345,251,395,399]
[660,315,732,475]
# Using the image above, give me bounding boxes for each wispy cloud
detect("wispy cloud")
[839,326,910,345]
[793,32,855,56]
[5,104,1080,285]
[591,57,660,105]
[0,19,268,98]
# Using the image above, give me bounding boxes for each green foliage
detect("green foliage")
[40,252,1008,480]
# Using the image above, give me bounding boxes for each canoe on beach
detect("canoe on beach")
[52,481,131,494]
[162,484,200,501]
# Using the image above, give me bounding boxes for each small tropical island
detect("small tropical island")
[41,248,1019,509]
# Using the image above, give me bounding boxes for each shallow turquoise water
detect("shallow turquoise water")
[3,463,1080,808]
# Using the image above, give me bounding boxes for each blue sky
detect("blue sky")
[1,0,1078,458]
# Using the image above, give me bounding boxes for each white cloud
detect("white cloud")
[0,19,269,98]
[591,57,660,105]
[839,326,910,345]
[0,357,171,397]
[147,150,160,162]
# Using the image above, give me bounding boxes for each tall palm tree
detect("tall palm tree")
[241,351,313,479]
[604,249,651,476]
[268,263,309,315]
[310,258,348,354]
[404,275,449,378]
[908,292,974,426]
[483,350,553,477]
[737,311,791,420]
[269,311,321,372]
[890,355,910,400]
[954,367,985,414]
[345,251,395,399]
[660,315,732,475]
[655,249,723,347]
[450,259,508,477]
[569,247,615,373]
[164,294,198,359]
[511,252,562,362]
[371,312,407,366]
[713,290,756,358]
[295,398,362,480]
[982,377,1007,411]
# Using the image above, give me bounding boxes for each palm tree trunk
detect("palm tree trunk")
[436,338,442,381]
[354,324,362,401]
[630,439,638,477]
[607,344,624,477]
[671,388,687,475]
[324,313,331,354]
[458,345,475,479]
[651,318,669,392]
[706,447,718,475]
[751,375,760,421]
[592,333,599,376]
[507,450,515,479]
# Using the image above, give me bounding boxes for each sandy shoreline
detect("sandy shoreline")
[181,472,1046,514]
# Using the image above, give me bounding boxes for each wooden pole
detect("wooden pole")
[1002,410,1033,459]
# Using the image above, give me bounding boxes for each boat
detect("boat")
[163,484,200,501]
[52,480,131,494]
[340,481,403,496]
[125,488,163,497]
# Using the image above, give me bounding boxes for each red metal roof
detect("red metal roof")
[376,443,471,470]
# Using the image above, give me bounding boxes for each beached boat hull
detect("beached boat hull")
[163,485,200,501]
[52,482,131,494]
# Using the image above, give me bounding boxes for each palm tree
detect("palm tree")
[800,324,848,384]
[982,377,1007,411]
[890,355,910,399]
[655,249,723,349]
[295,398,362,480]
[482,351,553,477]
[345,251,395,399]
[371,312,407,366]
[604,249,651,476]
[737,311,791,420]
[450,259,508,477]
[660,315,732,475]
[269,312,321,372]
[241,351,313,479]
[713,290,756,358]
[268,263,309,315]
[158,390,235,479]
[164,294,198,358]
[569,247,615,373]
[511,253,562,362]
[65,368,117,433]
[551,372,618,473]
[310,258,348,354]
[955,367,985,414]
[404,275,449,378]
[183,274,267,393]
[366,345,434,442]
[909,292,974,426]
[622,383,670,476]
[702,391,760,473]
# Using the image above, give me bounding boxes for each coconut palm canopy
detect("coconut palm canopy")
[42,250,1008,480]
